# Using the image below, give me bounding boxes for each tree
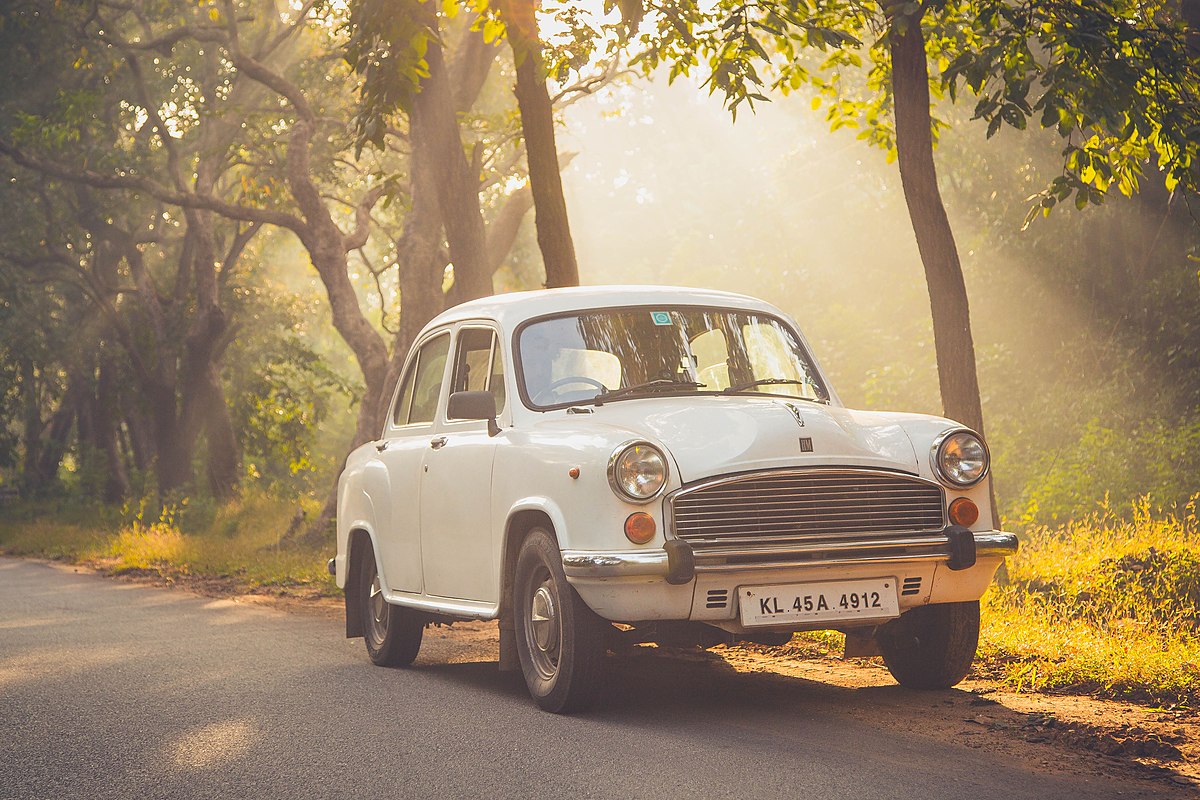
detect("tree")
[1,0,574,531]
[495,0,581,287]
[0,0,264,498]
[613,0,1200,447]
[345,0,593,295]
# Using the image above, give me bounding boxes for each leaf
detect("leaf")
[987,115,1002,139]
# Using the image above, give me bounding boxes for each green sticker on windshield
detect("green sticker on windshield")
[650,311,672,326]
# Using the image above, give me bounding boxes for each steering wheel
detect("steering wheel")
[533,375,607,405]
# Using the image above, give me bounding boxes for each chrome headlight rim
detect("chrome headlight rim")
[930,428,990,488]
[607,441,669,503]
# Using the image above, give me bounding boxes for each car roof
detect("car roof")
[424,285,783,331]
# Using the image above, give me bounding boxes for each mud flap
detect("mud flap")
[498,621,519,672]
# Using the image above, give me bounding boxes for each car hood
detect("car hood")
[576,396,921,484]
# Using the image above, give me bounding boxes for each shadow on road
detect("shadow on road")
[401,642,1191,792]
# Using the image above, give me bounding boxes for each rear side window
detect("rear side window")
[393,333,451,426]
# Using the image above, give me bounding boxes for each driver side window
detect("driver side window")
[392,333,451,426]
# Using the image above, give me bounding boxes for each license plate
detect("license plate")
[739,578,900,626]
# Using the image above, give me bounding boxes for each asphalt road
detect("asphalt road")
[0,557,1170,800]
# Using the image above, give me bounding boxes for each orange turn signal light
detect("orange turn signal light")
[948,497,979,527]
[624,512,656,544]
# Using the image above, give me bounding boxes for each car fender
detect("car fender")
[503,496,572,549]
[336,482,383,590]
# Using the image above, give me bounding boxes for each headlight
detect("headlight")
[608,443,668,502]
[931,429,989,487]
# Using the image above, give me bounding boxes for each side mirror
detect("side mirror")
[447,391,500,437]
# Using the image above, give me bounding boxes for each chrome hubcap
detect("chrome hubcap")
[367,574,388,645]
[526,572,561,679]
[531,583,559,653]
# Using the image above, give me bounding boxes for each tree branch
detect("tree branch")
[344,186,386,251]
[0,140,306,233]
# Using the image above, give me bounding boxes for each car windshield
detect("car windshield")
[517,307,830,409]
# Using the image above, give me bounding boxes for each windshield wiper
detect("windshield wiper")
[721,378,827,402]
[595,379,706,405]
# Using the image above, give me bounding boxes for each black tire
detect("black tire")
[879,601,980,689]
[359,548,423,667]
[514,528,609,713]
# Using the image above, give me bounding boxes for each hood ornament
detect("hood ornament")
[779,401,805,428]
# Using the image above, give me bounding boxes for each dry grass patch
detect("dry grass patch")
[0,493,336,597]
[979,496,1200,707]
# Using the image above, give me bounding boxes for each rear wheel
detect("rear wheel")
[879,601,979,689]
[359,549,423,667]
[514,528,608,713]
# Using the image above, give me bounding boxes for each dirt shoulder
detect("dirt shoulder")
[43,556,1200,794]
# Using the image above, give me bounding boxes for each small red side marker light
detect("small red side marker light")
[624,512,656,544]
[568,467,580,479]
[949,497,979,527]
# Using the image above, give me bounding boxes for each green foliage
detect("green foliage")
[934,0,1200,221]
[605,0,1200,213]
[343,0,437,154]
[1003,417,1200,527]
[222,274,359,495]
[233,337,356,491]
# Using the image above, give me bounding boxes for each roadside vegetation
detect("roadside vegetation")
[4,492,1197,708]
[0,493,336,598]
[978,497,1200,708]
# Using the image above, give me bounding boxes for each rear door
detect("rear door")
[376,330,451,594]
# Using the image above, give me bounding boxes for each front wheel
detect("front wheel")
[879,601,979,689]
[359,550,424,667]
[514,528,609,713]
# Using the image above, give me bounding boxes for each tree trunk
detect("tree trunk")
[887,8,985,438]
[198,364,240,499]
[95,348,132,502]
[123,400,154,475]
[33,378,81,492]
[381,138,448,424]
[411,4,492,305]
[147,381,192,496]
[888,6,1000,531]
[18,357,42,491]
[500,0,581,288]
[183,164,241,499]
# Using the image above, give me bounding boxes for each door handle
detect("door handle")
[429,436,448,450]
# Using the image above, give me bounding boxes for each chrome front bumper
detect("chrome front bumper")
[562,530,1019,581]
[562,550,670,579]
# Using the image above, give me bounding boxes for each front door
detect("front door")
[419,327,505,602]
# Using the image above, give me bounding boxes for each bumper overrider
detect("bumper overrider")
[561,525,1018,584]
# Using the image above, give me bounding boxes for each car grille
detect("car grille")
[668,468,948,570]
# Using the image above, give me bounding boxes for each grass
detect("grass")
[782,496,1200,708]
[0,492,337,597]
[977,496,1200,707]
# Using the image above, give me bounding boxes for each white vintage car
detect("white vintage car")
[331,286,1017,712]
